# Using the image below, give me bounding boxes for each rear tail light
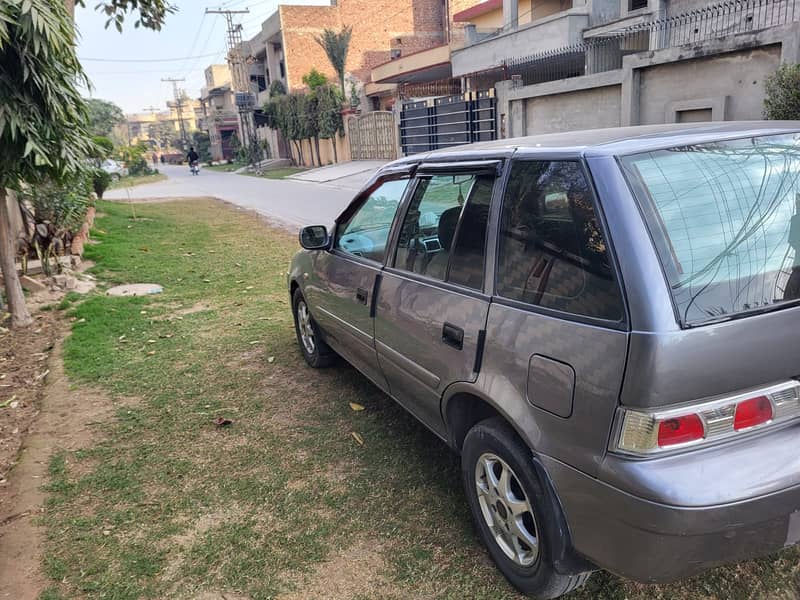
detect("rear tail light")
[733,396,773,431]
[657,414,704,447]
[615,381,800,456]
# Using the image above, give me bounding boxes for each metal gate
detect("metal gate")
[348,111,397,160]
[400,89,496,155]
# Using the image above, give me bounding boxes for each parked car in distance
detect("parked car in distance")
[100,158,127,180]
[288,122,800,598]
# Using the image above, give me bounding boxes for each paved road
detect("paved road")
[105,164,380,231]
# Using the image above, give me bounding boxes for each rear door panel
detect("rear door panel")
[375,273,489,436]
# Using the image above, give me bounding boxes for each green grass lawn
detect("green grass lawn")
[40,199,800,599]
[205,162,245,172]
[244,167,307,180]
[108,173,167,190]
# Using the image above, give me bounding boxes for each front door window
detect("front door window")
[335,178,409,263]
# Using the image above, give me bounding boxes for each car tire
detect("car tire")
[292,288,335,368]
[461,417,592,599]
[110,173,121,182]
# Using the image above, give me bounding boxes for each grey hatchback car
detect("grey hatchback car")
[288,122,800,598]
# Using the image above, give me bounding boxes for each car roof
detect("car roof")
[389,121,800,166]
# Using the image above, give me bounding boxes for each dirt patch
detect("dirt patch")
[279,539,389,600]
[184,592,250,600]
[0,312,61,485]
[0,338,117,600]
[153,301,212,322]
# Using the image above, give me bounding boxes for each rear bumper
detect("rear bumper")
[541,455,800,583]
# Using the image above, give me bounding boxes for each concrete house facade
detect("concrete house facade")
[447,0,800,139]
[198,64,240,161]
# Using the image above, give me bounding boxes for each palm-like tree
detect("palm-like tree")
[314,26,353,98]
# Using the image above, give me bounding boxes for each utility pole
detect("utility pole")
[206,7,260,168]
[161,77,188,150]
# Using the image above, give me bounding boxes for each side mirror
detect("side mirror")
[299,225,330,250]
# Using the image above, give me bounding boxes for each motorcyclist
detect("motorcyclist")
[187,147,199,165]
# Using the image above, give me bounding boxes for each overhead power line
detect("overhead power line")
[79,51,223,63]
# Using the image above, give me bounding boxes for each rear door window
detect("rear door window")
[496,160,623,321]
[393,172,494,290]
[621,133,800,325]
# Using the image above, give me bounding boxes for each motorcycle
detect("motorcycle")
[190,161,200,176]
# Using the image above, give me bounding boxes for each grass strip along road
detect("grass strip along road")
[40,198,800,599]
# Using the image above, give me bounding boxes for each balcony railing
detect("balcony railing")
[505,0,799,86]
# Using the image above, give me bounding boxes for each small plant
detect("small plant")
[349,79,361,109]
[269,80,286,98]
[20,174,91,276]
[302,68,329,92]
[118,143,155,177]
[92,169,112,198]
[764,63,800,120]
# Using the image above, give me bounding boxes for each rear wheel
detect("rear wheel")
[462,417,592,598]
[292,288,335,368]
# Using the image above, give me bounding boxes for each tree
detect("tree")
[306,94,321,167]
[302,68,329,92]
[75,0,176,31]
[85,97,125,137]
[92,135,114,159]
[315,27,352,97]
[0,0,174,327]
[0,0,97,328]
[316,85,344,163]
[764,63,800,120]
[268,80,286,98]
[192,131,211,163]
[148,121,180,150]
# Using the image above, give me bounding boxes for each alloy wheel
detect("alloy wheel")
[475,452,539,567]
[296,300,316,355]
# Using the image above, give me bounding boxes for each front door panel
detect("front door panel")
[375,271,489,437]
[310,251,387,391]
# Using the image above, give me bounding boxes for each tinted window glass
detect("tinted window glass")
[448,175,494,289]
[335,178,408,262]
[497,160,623,320]
[621,133,800,325]
[394,174,492,289]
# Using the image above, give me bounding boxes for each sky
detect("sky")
[76,0,327,115]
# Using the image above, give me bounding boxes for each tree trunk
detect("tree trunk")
[293,140,304,166]
[0,189,33,328]
[314,137,322,166]
[331,136,338,164]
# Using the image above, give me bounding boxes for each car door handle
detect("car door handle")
[442,322,464,350]
[356,287,368,305]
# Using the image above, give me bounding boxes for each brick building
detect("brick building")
[244,0,471,96]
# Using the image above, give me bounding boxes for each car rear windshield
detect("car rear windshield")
[621,132,800,326]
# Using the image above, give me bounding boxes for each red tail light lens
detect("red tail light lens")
[657,414,704,447]
[734,396,773,431]
[615,381,800,456]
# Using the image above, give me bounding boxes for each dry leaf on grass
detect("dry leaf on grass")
[351,432,364,446]
[213,417,233,427]
[349,402,365,412]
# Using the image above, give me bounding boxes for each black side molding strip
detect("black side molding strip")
[370,273,382,318]
[473,329,487,374]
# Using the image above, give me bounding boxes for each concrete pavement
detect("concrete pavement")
[285,160,387,183]
[105,163,384,231]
